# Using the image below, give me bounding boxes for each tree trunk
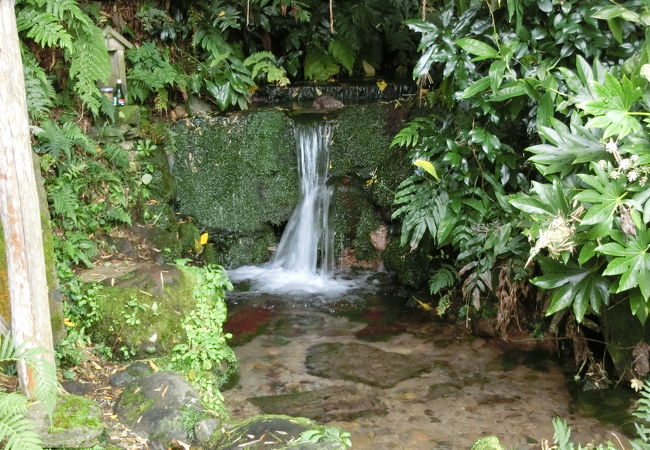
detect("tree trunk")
[0,0,55,398]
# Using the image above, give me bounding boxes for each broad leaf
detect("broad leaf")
[598,229,650,299]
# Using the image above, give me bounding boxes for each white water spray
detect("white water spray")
[229,120,354,295]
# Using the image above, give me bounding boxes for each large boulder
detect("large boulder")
[115,371,210,450]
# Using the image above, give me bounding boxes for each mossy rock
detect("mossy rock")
[205,414,347,449]
[213,226,277,269]
[333,182,384,263]
[116,370,209,450]
[89,263,197,358]
[28,394,104,448]
[382,235,432,288]
[171,110,299,234]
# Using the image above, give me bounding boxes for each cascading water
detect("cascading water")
[229,119,354,295]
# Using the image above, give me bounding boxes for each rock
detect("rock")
[248,385,386,421]
[88,263,197,357]
[28,394,104,449]
[370,224,388,251]
[194,418,222,445]
[427,382,462,399]
[110,361,153,388]
[312,95,345,109]
[354,322,406,341]
[305,342,431,388]
[188,96,214,116]
[115,371,209,450]
[171,104,188,120]
[205,414,345,449]
[61,379,95,396]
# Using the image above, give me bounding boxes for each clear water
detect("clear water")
[229,120,356,296]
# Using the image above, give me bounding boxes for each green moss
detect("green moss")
[214,227,276,269]
[382,236,432,288]
[178,222,200,254]
[49,394,103,433]
[602,300,650,379]
[179,407,211,441]
[118,388,155,422]
[171,110,299,233]
[329,103,392,179]
[0,227,9,323]
[332,184,382,263]
[91,267,196,357]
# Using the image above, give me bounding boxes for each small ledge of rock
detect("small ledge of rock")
[28,394,104,449]
[248,385,386,421]
[305,342,432,388]
[312,95,344,110]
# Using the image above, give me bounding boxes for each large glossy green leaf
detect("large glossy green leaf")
[598,229,650,299]
[456,37,499,61]
[460,76,491,99]
[533,259,609,322]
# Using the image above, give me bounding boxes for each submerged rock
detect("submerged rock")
[312,95,344,109]
[28,394,104,448]
[115,371,210,450]
[248,385,386,421]
[305,342,431,388]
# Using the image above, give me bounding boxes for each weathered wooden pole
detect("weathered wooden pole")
[0,0,55,397]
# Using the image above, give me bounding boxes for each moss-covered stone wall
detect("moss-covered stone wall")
[170,110,299,234]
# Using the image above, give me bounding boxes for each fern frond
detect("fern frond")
[48,182,79,225]
[328,40,356,75]
[16,9,72,50]
[244,52,289,86]
[67,25,111,117]
[429,264,457,295]
[21,50,56,121]
[304,47,340,81]
[102,143,129,169]
[105,207,132,225]
[0,393,28,418]
[0,397,43,450]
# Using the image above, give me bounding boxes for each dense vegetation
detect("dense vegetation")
[5,0,650,445]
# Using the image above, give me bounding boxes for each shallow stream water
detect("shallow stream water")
[223,274,633,449]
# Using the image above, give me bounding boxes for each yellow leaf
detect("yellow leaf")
[413,159,439,180]
[218,10,226,17]
[365,178,375,186]
[64,318,76,328]
[194,239,203,254]
[376,79,388,92]
[362,61,375,77]
[414,298,433,311]
[200,233,209,245]
[148,360,159,372]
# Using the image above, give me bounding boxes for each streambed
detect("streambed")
[223,276,631,449]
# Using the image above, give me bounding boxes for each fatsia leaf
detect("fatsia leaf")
[533,258,609,322]
[598,229,650,299]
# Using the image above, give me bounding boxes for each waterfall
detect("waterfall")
[229,119,354,295]
[269,122,334,276]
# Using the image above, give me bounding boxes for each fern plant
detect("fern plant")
[16,0,111,117]
[0,334,59,450]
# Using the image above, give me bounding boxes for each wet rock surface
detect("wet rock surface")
[248,385,386,421]
[305,342,431,388]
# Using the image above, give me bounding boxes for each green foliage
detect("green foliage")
[16,0,111,117]
[632,382,650,449]
[289,426,352,448]
[393,0,649,333]
[548,417,617,450]
[0,335,59,450]
[171,262,236,413]
[471,436,504,450]
[126,42,180,110]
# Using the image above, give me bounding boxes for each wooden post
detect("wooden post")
[0,0,55,398]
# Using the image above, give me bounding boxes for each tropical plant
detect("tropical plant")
[0,335,58,450]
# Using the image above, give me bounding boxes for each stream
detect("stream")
[223,276,632,449]
[221,114,633,449]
